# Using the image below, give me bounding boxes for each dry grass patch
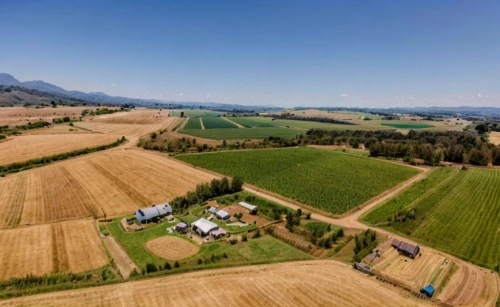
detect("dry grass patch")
[0,219,108,281]
[0,260,430,307]
[0,149,214,227]
[0,107,117,126]
[490,131,500,145]
[145,236,199,260]
[0,134,118,165]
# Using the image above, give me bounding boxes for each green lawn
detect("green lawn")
[362,167,500,270]
[179,127,305,140]
[107,217,311,272]
[176,147,419,214]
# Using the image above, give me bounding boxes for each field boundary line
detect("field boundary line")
[199,117,205,130]
[222,117,245,128]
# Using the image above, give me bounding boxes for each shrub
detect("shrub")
[145,263,158,273]
[252,230,261,239]
[174,261,180,268]
[241,234,247,242]
[197,259,203,265]
[229,238,238,245]
[130,268,139,277]
[165,262,172,270]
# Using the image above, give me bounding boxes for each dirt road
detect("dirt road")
[102,235,138,279]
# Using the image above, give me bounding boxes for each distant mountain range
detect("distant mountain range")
[0,73,279,111]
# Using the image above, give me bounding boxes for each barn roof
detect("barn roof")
[208,207,217,214]
[136,207,160,220]
[211,228,226,237]
[192,218,218,234]
[238,202,257,211]
[176,222,187,228]
[398,242,419,255]
[154,203,172,215]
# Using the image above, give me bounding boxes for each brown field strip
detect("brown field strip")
[92,110,173,125]
[0,260,430,306]
[0,220,108,281]
[0,134,119,165]
[0,149,214,226]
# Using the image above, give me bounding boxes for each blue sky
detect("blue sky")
[1,0,499,108]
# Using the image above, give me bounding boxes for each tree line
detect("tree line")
[170,177,244,214]
[303,129,500,166]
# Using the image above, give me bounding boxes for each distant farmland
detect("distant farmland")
[179,127,304,140]
[201,117,238,129]
[184,118,202,129]
[362,167,500,270]
[177,148,419,214]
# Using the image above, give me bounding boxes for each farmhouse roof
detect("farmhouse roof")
[391,239,401,248]
[208,207,217,214]
[238,202,257,211]
[192,218,219,234]
[215,209,230,219]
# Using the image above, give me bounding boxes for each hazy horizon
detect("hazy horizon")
[1,1,499,108]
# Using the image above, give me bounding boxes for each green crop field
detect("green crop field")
[381,122,435,129]
[179,127,304,140]
[177,147,419,214]
[202,117,238,129]
[184,118,202,129]
[272,119,366,130]
[362,167,500,270]
[172,110,225,118]
[228,117,278,127]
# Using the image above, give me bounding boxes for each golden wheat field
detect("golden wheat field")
[0,149,214,227]
[74,110,181,137]
[0,107,117,126]
[490,131,500,145]
[0,134,119,165]
[0,261,430,307]
[0,219,108,281]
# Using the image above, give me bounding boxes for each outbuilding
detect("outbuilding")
[421,285,435,298]
[175,222,188,233]
[135,203,173,224]
[215,209,231,220]
[238,202,258,214]
[392,239,420,259]
[208,207,217,214]
[211,228,227,239]
[192,218,219,236]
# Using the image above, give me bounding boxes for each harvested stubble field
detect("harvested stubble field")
[145,236,200,260]
[372,246,499,306]
[74,122,167,137]
[0,260,430,307]
[92,110,174,125]
[0,134,118,165]
[177,147,419,214]
[363,167,500,270]
[490,131,500,145]
[0,107,116,126]
[0,150,214,227]
[0,219,108,281]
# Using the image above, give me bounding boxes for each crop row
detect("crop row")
[177,147,418,214]
[184,118,202,129]
[364,167,499,270]
[202,117,238,129]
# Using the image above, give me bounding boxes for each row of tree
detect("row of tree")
[170,177,244,213]
[303,129,500,166]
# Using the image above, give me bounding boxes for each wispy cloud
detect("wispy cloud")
[340,93,348,97]
[178,92,184,96]
[111,83,117,87]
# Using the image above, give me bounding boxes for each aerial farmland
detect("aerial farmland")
[0,105,498,307]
